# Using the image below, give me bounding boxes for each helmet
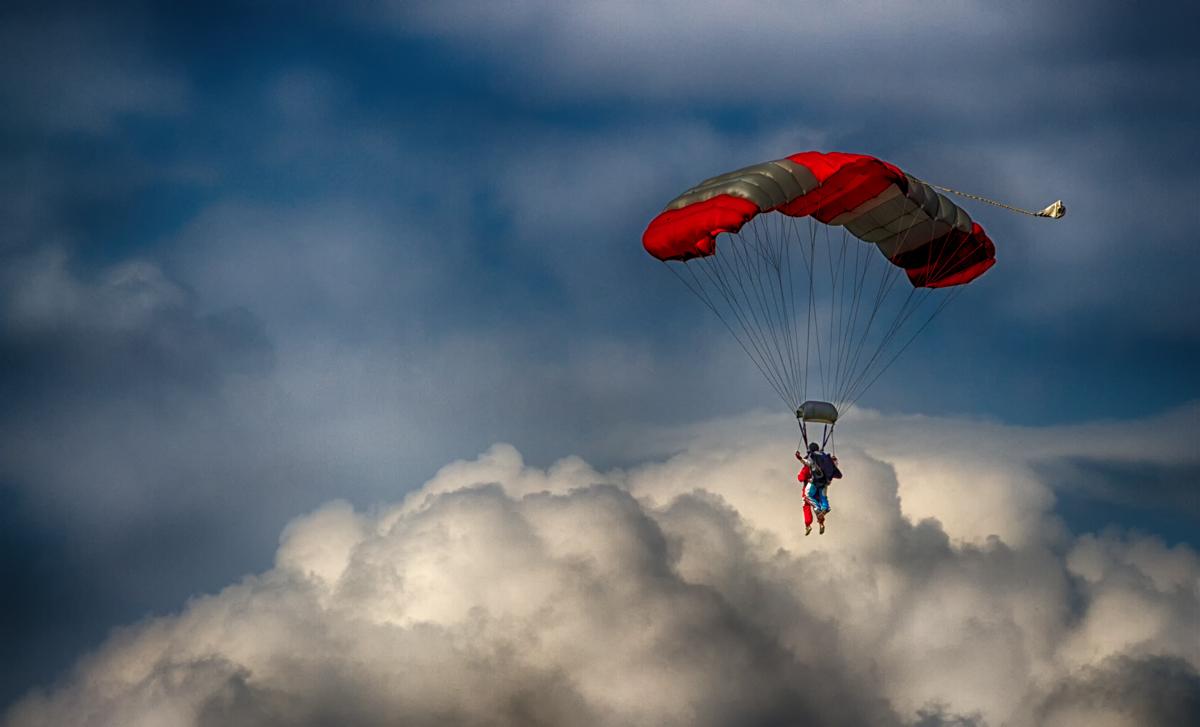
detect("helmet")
[808,442,820,452]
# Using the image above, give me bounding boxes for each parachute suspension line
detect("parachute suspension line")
[831,230,861,403]
[686,219,811,409]
[802,215,819,403]
[762,213,801,409]
[789,211,819,406]
[671,251,796,409]
[750,216,804,407]
[778,214,802,404]
[911,178,1066,219]
[839,226,932,403]
[825,214,844,405]
[825,217,847,410]
[665,259,794,408]
[787,213,812,400]
[844,221,977,407]
[833,231,884,406]
[835,228,880,407]
[806,188,829,401]
[839,196,987,409]
[784,214,808,408]
[838,287,921,406]
[835,215,945,409]
[845,282,966,412]
[809,185,905,413]
[771,212,805,402]
[736,221,800,407]
[844,235,904,403]
[705,242,795,407]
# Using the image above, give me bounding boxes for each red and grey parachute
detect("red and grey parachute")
[643,151,998,424]
[644,151,995,288]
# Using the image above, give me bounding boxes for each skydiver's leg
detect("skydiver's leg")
[816,487,828,533]
[803,482,816,535]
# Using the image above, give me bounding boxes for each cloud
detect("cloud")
[1038,655,1200,726]
[0,8,189,134]
[372,0,1030,103]
[7,408,1199,727]
[0,246,272,398]
[0,247,284,526]
[2,0,1198,714]
[364,0,1199,122]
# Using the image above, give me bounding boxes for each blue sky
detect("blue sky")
[2,0,1199,723]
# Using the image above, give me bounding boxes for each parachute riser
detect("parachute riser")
[797,420,835,454]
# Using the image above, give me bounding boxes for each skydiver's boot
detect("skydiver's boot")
[805,524,812,536]
[819,520,825,534]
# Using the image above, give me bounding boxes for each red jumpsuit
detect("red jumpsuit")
[798,466,823,528]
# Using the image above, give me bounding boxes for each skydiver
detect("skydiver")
[797,442,842,535]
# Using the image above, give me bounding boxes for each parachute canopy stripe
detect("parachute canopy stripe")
[643,195,760,260]
[892,222,996,288]
[642,151,996,289]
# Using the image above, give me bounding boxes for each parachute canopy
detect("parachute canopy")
[644,151,997,418]
[644,151,995,289]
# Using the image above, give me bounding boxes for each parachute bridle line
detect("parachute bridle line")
[910,178,1066,219]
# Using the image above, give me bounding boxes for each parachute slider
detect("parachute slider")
[797,400,839,424]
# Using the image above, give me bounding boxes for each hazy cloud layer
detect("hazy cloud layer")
[7,411,1199,727]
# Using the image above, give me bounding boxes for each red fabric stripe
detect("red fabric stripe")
[642,194,760,261]
[785,151,864,183]
[779,154,906,222]
[890,223,996,288]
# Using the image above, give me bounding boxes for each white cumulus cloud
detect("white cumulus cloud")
[6,407,1199,727]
